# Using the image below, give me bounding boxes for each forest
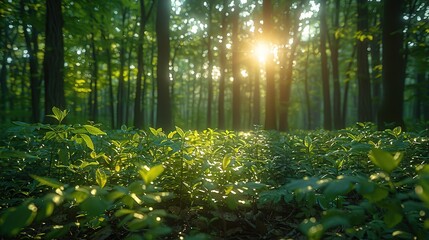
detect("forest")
[0,0,429,239]
[0,0,427,130]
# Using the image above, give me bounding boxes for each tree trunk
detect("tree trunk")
[20,0,41,123]
[319,0,332,130]
[218,0,228,129]
[357,0,373,122]
[329,0,342,129]
[263,0,277,130]
[116,9,128,128]
[89,32,98,122]
[206,1,214,128]
[100,25,115,128]
[370,4,382,124]
[304,41,312,129]
[342,47,356,126]
[156,0,173,131]
[232,0,241,130]
[134,0,151,128]
[43,0,65,121]
[378,0,406,130]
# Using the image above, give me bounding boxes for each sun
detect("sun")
[253,42,270,63]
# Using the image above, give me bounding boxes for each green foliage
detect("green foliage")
[0,120,428,239]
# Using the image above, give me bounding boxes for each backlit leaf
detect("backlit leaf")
[368,148,403,174]
[83,125,106,135]
[80,134,94,151]
[222,155,231,170]
[30,174,64,188]
[96,169,107,188]
[139,165,165,184]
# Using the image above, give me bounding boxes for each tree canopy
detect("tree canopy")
[0,0,428,130]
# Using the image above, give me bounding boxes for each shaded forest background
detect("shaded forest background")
[0,0,428,131]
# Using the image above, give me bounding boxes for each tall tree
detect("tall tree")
[218,0,228,129]
[378,0,406,129]
[43,0,65,120]
[134,0,153,128]
[263,0,277,130]
[356,0,373,122]
[206,1,214,128]
[328,0,342,129]
[20,0,41,123]
[278,1,303,131]
[319,0,332,130]
[232,0,241,130]
[89,30,98,122]
[116,7,128,127]
[156,0,173,130]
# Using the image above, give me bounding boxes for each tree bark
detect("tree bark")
[319,0,332,130]
[20,0,41,123]
[263,0,277,130]
[116,8,128,128]
[329,0,342,129]
[156,0,173,131]
[378,0,406,130]
[357,0,373,122]
[43,0,65,121]
[134,0,152,128]
[218,0,228,130]
[89,32,98,122]
[206,1,214,128]
[232,0,241,130]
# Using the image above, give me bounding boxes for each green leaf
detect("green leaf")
[30,174,64,188]
[80,134,94,151]
[324,179,353,198]
[384,211,403,228]
[0,204,37,236]
[83,125,106,135]
[96,169,107,188]
[363,186,389,202]
[392,126,402,137]
[47,107,68,124]
[222,155,231,170]
[175,126,185,138]
[368,148,403,174]
[167,131,177,139]
[80,196,110,217]
[139,165,165,184]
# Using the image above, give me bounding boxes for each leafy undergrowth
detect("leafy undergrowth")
[1,109,429,239]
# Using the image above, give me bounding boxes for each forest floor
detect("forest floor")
[1,120,429,239]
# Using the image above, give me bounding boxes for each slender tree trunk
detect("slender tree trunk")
[378,0,406,130]
[151,40,156,126]
[116,9,128,127]
[232,0,241,130]
[156,0,173,130]
[319,0,332,130]
[134,0,147,128]
[89,32,98,122]
[253,64,260,126]
[43,0,65,121]
[263,0,277,130]
[101,30,115,128]
[329,0,342,129]
[414,73,425,120]
[206,1,214,128]
[342,46,356,126]
[0,52,8,123]
[370,5,381,124]
[357,0,373,122]
[218,0,228,129]
[20,0,41,123]
[304,41,312,129]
